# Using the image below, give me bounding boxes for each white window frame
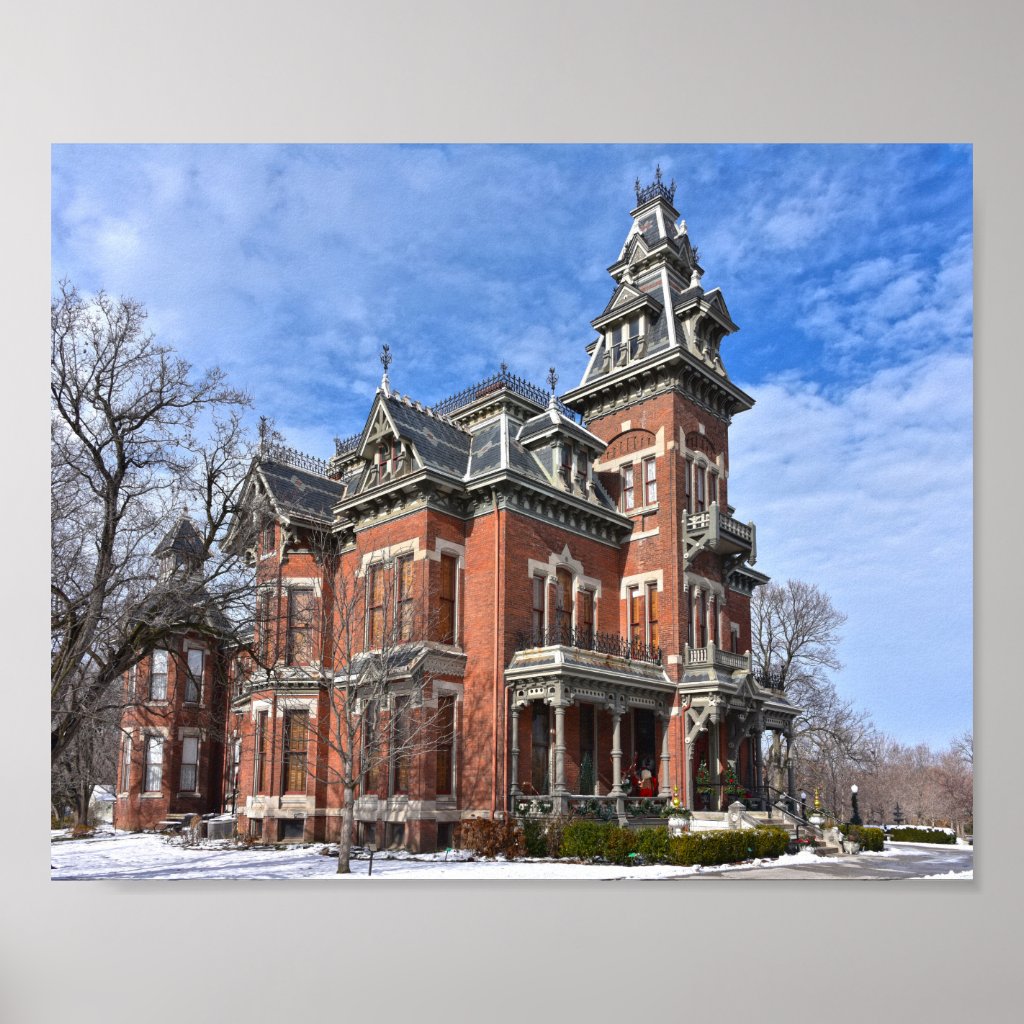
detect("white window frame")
[179,735,200,793]
[120,734,132,794]
[149,650,168,701]
[144,736,164,793]
[185,647,204,703]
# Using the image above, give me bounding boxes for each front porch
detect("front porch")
[505,638,676,821]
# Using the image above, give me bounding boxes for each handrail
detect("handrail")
[514,627,662,666]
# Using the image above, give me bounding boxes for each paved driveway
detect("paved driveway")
[675,842,973,880]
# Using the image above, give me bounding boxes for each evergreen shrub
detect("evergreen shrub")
[888,827,955,845]
[559,820,612,860]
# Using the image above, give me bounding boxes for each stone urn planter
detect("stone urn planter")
[666,815,690,838]
[808,811,825,827]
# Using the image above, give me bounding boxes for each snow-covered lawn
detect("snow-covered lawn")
[51,828,825,881]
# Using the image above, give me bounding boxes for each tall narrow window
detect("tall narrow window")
[628,318,641,359]
[282,711,308,793]
[646,583,660,652]
[731,624,740,654]
[560,445,572,488]
[695,465,706,513]
[397,555,415,642]
[287,588,314,664]
[257,591,273,664]
[622,464,635,511]
[629,587,643,651]
[555,568,573,644]
[368,564,386,648]
[127,664,137,700]
[643,457,657,505]
[575,450,587,489]
[579,589,594,645]
[390,696,411,796]
[144,736,163,792]
[709,470,719,507]
[149,650,168,701]
[120,735,132,793]
[261,519,275,555]
[685,457,694,514]
[360,700,379,794]
[531,575,546,643]
[180,736,199,792]
[709,594,719,646]
[185,648,203,703]
[438,554,457,644]
[255,710,268,793]
[435,694,456,797]
[693,590,705,648]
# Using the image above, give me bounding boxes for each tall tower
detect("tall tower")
[563,170,793,807]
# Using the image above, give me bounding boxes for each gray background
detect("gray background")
[3,1,1016,1021]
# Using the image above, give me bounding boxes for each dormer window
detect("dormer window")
[611,317,643,366]
[559,445,572,488]
[575,450,588,489]
[377,439,406,483]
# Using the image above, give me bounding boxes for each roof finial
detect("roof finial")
[379,343,392,395]
[635,166,677,206]
[547,366,559,409]
[500,360,509,376]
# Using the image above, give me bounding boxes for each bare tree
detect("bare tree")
[752,579,875,807]
[51,281,258,760]
[241,522,450,873]
[50,693,119,825]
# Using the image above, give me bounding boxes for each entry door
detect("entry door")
[633,709,656,774]
[531,706,550,794]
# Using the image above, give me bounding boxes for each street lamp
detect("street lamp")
[850,784,862,827]
[799,790,807,819]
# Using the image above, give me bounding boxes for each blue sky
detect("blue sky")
[51,143,973,749]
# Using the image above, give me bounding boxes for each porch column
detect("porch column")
[553,703,567,795]
[658,712,671,797]
[754,730,764,794]
[785,732,795,802]
[509,707,520,797]
[610,711,623,795]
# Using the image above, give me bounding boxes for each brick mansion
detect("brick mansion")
[114,170,800,850]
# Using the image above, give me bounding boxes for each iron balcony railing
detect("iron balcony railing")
[514,627,662,666]
[431,367,580,422]
[753,668,786,691]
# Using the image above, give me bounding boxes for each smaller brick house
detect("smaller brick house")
[113,517,227,831]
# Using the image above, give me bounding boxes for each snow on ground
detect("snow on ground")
[908,870,974,880]
[51,828,826,881]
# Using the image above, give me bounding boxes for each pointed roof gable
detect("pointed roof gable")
[153,515,206,560]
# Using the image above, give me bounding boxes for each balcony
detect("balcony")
[684,502,756,564]
[685,644,751,674]
[514,627,662,666]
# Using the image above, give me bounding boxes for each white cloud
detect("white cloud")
[731,349,972,745]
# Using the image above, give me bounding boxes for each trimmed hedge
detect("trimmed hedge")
[558,821,790,867]
[888,827,956,845]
